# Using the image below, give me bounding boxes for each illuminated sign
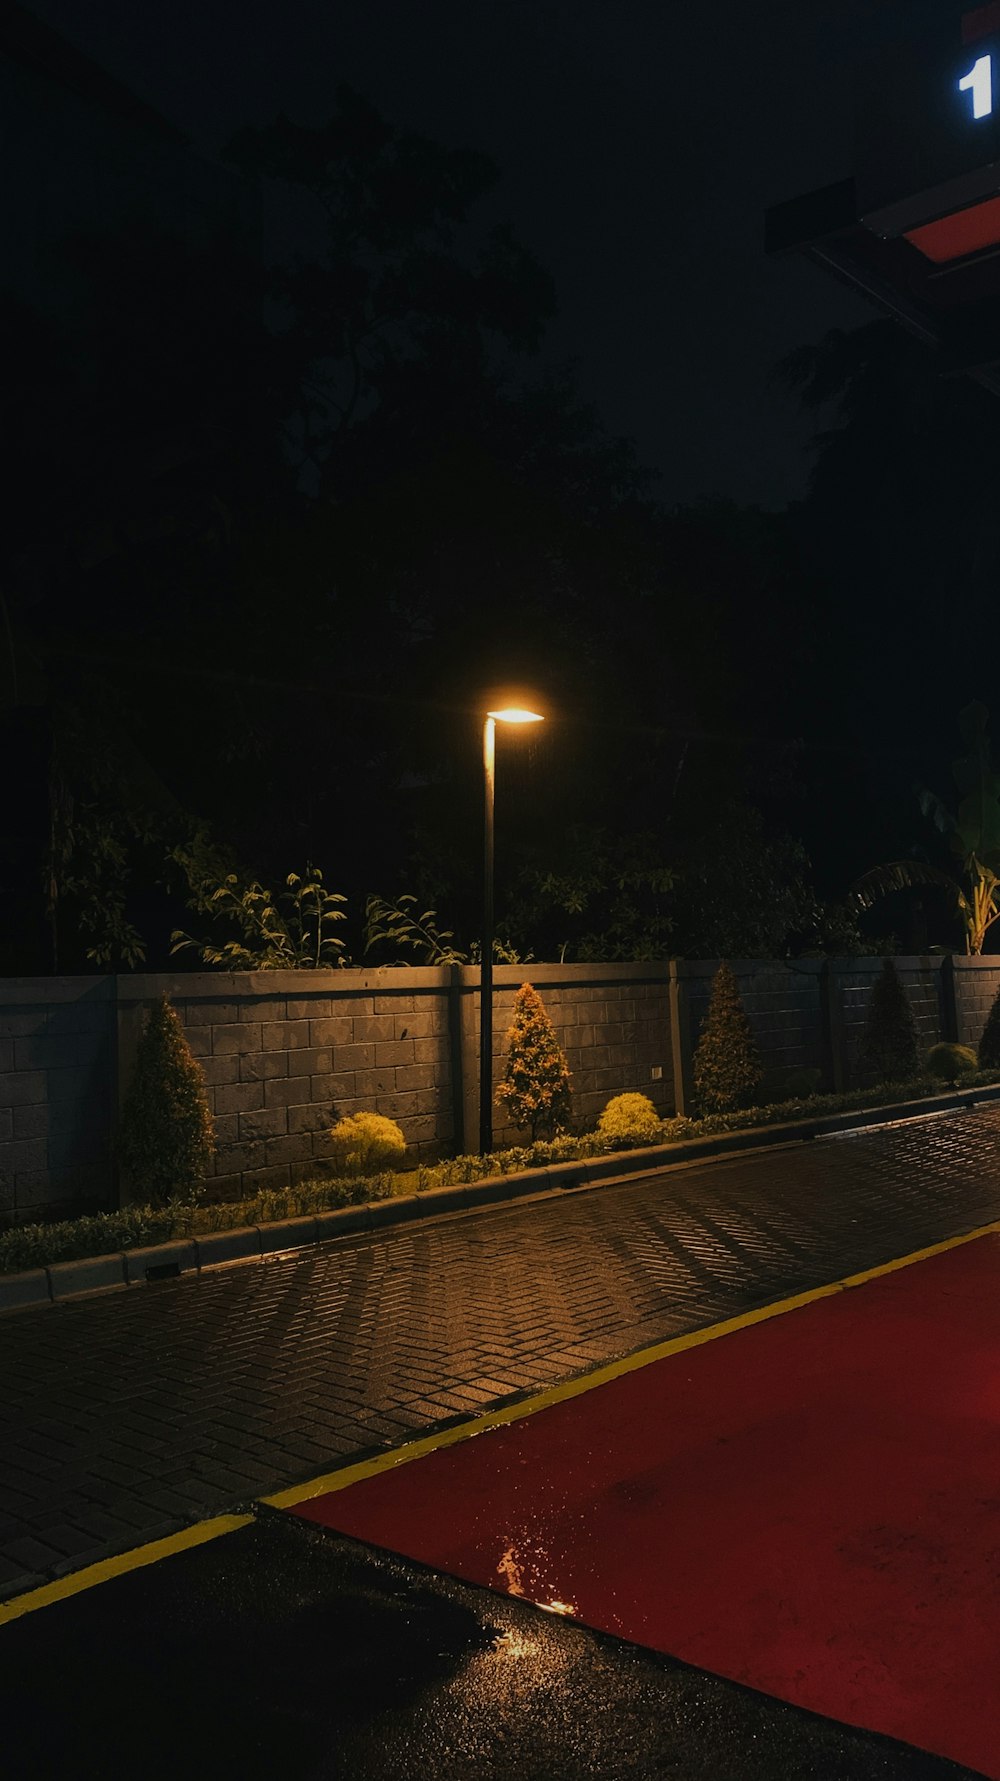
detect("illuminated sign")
[855,4,1000,238]
[959,52,993,116]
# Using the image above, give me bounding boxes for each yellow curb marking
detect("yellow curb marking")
[5,1217,1000,1625]
[0,1513,253,1629]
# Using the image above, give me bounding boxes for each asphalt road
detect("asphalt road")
[0,1513,987,1781]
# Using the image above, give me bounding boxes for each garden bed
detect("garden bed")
[3,1072,1000,1280]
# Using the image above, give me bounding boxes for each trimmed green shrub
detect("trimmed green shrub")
[496,982,572,1141]
[328,1111,407,1176]
[118,996,215,1207]
[597,1092,663,1147]
[692,962,763,1114]
[979,983,1000,1068]
[924,1042,978,1082]
[857,959,919,1084]
[0,1171,396,1275]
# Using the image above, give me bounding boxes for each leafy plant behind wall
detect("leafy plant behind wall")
[852,703,1000,955]
[363,893,530,965]
[171,856,348,969]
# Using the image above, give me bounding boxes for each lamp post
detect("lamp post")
[479,705,544,1156]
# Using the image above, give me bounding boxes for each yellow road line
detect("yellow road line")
[5,1217,1000,1624]
[0,1513,253,1628]
[264,1217,1000,1508]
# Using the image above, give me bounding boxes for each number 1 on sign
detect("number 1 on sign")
[959,54,993,120]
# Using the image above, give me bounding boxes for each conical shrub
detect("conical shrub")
[692,962,763,1114]
[979,981,1000,1068]
[118,996,215,1206]
[857,958,919,1084]
[496,982,572,1143]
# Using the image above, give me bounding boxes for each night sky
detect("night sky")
[10,0,1000,975]
[23,0,876,510]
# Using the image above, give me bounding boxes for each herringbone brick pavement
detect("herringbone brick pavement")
[2,1105,1000,1601]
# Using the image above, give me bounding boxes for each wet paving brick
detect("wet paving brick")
[2,1104,1000,1595]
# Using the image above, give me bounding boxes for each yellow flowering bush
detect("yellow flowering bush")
[597,1092,663,1147]
[328,1111,407,1175]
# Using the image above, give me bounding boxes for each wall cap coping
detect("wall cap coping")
[113,962,673,1000]
[671,958,828,979]
[671,955,946,980]
[0,977,114,1006]
[3,954,984,1012]
[4,1078,1000,1318]
[116,967,453,1000]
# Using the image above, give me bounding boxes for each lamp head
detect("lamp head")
[487,707,544,725]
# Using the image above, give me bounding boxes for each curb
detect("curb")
[2,1083,999,1317]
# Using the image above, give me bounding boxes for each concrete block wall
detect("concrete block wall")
[0,978,115,1226]
[2,954,997,1226]
[457,963,674,1149]
[674,956,954,1105]
[0,963,678,1223]
[682,959,827,1079]
[119,970,456,1203]
[953,956,1000,1049]
[836,956,944,1083]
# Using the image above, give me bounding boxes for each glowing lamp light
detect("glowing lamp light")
[487,707,544,724]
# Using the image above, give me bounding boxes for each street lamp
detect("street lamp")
[480,705,544,1157]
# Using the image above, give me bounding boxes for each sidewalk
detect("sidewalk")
[2,1102,1000,1603]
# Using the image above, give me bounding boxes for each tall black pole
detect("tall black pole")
[479,715,495,1157]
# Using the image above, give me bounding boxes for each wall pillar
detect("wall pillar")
[669,959,694,1117]
[819,962,846,1093]
[938,955,959,1043]
[446,963,466,1155]
[458,966,481,1156]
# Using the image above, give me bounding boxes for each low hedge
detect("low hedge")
[411,1072,1000,1192]
[0,1172,395,1276]
[3,1072,998,1277]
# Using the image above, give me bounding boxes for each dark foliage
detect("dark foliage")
[856,960,919,1086]
[692,962,763,1114]
[118,997,215,1206]
[979,984,1000,1070]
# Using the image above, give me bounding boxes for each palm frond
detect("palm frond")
[850,861,970,916]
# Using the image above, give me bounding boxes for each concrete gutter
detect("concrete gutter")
[3,1082,999,1317]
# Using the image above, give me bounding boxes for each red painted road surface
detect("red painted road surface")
[292,1234,1000,1778]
